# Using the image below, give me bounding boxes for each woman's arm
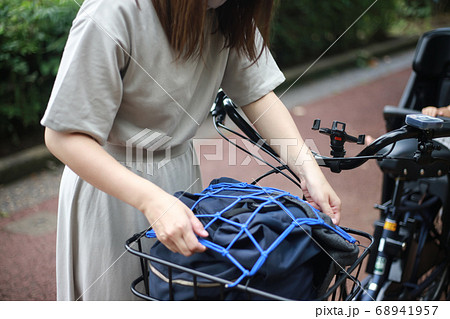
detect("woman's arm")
[241,91,341,224]
[44,128,208,256]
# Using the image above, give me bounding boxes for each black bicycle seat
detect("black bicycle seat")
[377,138,450,180]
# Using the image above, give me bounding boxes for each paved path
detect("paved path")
[0,50,414,300]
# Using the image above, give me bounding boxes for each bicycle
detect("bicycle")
[214,85,450,302]
[124,91,374,301]
[126,30,450,300]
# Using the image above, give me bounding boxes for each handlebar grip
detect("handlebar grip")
[211,90,227,125]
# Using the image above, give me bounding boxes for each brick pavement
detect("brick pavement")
[0,58,412,301]
[0,169,61,300]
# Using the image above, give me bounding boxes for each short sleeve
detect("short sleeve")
[40,0,129,145]
[220,30,285,107]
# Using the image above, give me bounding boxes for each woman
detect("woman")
[42,0,341,300]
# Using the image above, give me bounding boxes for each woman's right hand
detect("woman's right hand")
[142,191,209,256]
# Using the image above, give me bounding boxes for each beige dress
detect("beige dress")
[41,0,285,300]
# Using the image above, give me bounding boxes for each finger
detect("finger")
[330,198,341,225]
[320,200,339,225]
[175,238,193,256]
[422,108,435,116]
[186,210,209,238]
[154,223,193,256]
[155,234,178,254]
[182,228,206,255]
[166,227,195,256]
[307,200,321,211]
[331,209,341,225]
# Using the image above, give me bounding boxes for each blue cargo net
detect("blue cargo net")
[146,182,356,287]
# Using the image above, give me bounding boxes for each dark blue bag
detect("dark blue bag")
[146,177,359,300]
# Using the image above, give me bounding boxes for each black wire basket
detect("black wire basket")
[125,227,373,301]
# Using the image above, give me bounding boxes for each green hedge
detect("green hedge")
[270,0,399,68]
[0,0,436,151]
[0,0,79,145]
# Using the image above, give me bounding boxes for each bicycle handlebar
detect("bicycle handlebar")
[314,120,450,172]
[211,90,450,174]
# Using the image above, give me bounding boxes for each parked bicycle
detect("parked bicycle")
[215,29,450,302]
[125,91,374,301]
[210,85,450,301]
[125,28,450,302]
[125,88,450,301]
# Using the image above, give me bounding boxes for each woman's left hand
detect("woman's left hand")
[300,172,341,225]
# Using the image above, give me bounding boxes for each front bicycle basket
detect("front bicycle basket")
[125,178,373,301]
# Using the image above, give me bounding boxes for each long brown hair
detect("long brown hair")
[150,0,275,62]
